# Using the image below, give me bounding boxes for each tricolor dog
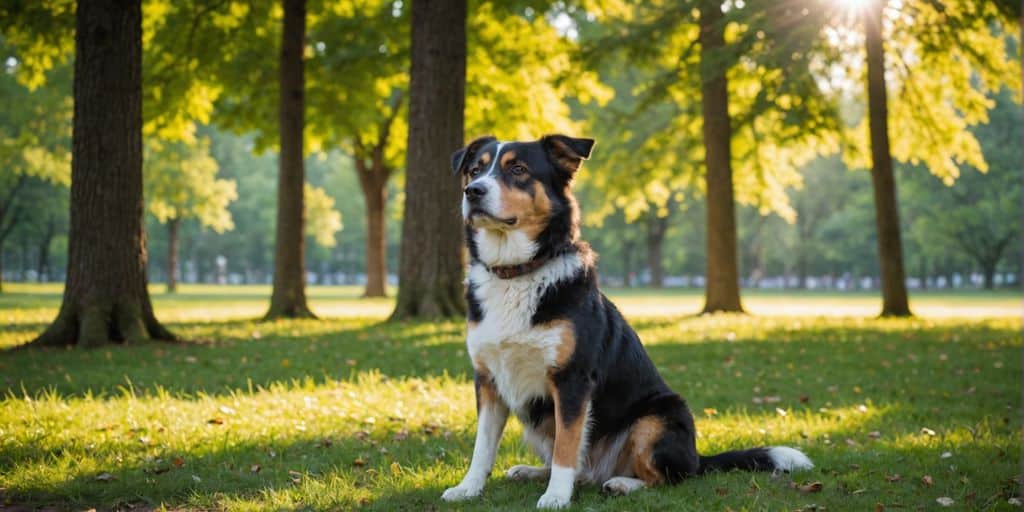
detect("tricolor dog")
[442,135,813,509]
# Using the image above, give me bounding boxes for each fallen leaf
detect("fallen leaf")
[921,427,936,436]
[795,481,823,494]
[799,394,810,403]
[353,457,366,467]
[776,408,788,417]
[95,472,114,482]
[940,451,952,459]
[884,474,901,483]
[845,438,859,446]
[192,474,202,483]
[936,497,954,507]
[875,504,885,512]
[868,431,881,439]
[207,417,224,425]
[1008,497,1021,506]
[704,408,718,417]
[172,457,185,467]
[921,475,933,486]
[219,406,236,415]
[251,464,261,473]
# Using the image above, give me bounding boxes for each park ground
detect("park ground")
[0,284,1020,511]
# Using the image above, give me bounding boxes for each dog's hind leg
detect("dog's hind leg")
[601,476,646,496]
[506,465,551,480]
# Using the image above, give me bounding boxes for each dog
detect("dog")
[441,134,813,509]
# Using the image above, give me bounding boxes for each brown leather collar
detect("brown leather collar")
[486,254,552,279]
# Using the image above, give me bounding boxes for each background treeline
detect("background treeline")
[1,0,1020,300]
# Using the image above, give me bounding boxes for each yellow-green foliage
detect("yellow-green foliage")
[145,137,238,232]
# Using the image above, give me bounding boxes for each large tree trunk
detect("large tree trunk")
[358,162,388,297]
[646,213,668,288]
[981,263,995,290]
[864,0,911,317]
[166,217,179,293]
[30,0,173,348]
[265,0,314,319]
[390,0,467,320]
[699,1,744,314]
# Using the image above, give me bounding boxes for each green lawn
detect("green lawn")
[0,284,1020,510]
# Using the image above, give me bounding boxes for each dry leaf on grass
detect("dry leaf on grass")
[936,497,955,506]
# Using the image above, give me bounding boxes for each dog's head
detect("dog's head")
[452,134,594,266]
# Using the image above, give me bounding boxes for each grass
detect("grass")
[0,284,1020,511]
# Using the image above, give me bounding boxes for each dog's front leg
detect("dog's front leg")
[441,372,509,501]
[537,374,591,509]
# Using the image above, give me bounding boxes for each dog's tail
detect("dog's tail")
[697,446,813,475]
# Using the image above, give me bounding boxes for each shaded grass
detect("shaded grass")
[0,285,1021,510]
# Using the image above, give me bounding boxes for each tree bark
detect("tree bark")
[265,0,314,319]
[166,217,179,293]
[699,1,744,314]
[391,0,467,320]
[864,0,912,317]
[646,213,668,288]
[30,0,173,348]
[357,160,388,297]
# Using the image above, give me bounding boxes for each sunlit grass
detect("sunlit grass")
[0,284,1020,510]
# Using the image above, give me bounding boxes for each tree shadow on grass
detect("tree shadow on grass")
[1,315,1018,406]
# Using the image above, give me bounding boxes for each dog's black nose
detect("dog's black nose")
[464,183,487,201]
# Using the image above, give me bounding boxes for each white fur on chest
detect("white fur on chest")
[466,254,581,412]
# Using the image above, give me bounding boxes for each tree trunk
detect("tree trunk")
[0,242,4,293]
[699,1,744,314]
[30,0,173,348]
[166,217,179,293]
[358,163,388,297]
[391,0,467,320]
[864,0,912,317]
[36,217,56,282]
[646,214,668,288]
[623,239,634,288]
[265,0,314,319]
[981,263,995,290]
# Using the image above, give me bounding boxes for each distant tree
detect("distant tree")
[144,137,237,292]
[33,0,174,347]
[391,0,467,320]
[266,0,314,319]
[831,0,1020,314]
[582,0,838,311]
[0,40,71,292]
[903,91,1022,289]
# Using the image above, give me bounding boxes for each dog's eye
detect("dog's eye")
[468,166,482,177]
[509,164,527,176]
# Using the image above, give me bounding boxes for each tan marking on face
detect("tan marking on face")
[479,152,491,166]
[498,180,552,238]
[627,416,666,485]
[548,379,588,468]
[500,150,516,168]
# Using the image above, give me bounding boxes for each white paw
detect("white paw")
[441,483,482,502]
[601,476,646,496]
[506,465,550,480]
[536,492,571,509]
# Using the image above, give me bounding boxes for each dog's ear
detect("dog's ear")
[451,135,498,176]
[541,134,595,176]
